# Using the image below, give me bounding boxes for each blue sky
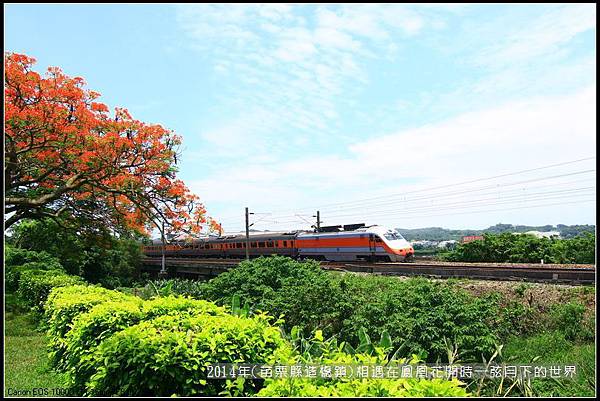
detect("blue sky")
[5,4,596,232]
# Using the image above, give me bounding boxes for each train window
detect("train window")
[267,241,274,247]
[283,241,287,247]
[384,231,403,241]
[375,237,383,243]
[258,241,266,247]
[251,242,258,248]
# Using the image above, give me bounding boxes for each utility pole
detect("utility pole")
[245,207,252,260]
[317,210,320,232]
[312,211,322,232]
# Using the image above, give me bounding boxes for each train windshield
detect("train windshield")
[384,231,404,241]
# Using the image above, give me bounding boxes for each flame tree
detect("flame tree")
[4,53,221,238]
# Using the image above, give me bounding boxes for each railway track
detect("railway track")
[141,258,596,285]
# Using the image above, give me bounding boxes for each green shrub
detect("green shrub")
[61,296,229,392]
[6,261,64,292]
[201,256,344,338]
[190,257,504,362]
[5,245,65,292]
[549,302,594,342]
[85,312,294,396]
[44,285,135,368]
[11,218,143,284]
[140,279,207,299]
[498,300,539,337]
[496,332,596,397]
[17,270,85,315]
[336,276,502,362]
[257,331,469,397]
[443,233,595,264]
[5,244,61,267]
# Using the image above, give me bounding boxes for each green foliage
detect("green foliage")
[498,301,539,337]
[258,329,469,397]
[5,244,65,292]
[198,257,504,362]
[135,278,207,299]
[5,243,61,267]
[443,232,595,264]
[549,302,594,342]
[335,275,502,362]
[17,270,85,315]
[44,285,135,368]
[54,295,230,391]
[398,224,595,241]
[497,332,596,397]
[202,256,340,336]
[85,312,294,396]
[11,218,142,287]
[6,261,65,292]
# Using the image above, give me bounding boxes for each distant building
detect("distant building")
[412,240,439,248]
[519,231,561,239]
[461,235,484,243]
[437,240,457,249]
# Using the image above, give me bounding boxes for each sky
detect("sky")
[4,3,597,232]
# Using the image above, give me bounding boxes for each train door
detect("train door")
[369,234,376,261]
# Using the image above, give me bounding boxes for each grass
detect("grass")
[4,302,70,397]
[482,331,596,397]
[472,331,596,397]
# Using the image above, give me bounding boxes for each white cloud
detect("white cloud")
[191,86,596,230]
[474,4,596,69]
[175,4,448,159]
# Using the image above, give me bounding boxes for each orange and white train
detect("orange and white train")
[143,224,414,262]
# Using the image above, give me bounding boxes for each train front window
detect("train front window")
[384,231,404,241]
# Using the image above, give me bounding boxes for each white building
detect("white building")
[518,231,561,239]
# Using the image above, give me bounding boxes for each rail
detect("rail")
[140,258,595,285]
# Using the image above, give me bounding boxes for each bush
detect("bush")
[498,332,596,397]
[5,245,65,292]
[17,270,85,315]
[186,257,505,362]
[138,278,207,299]
[335,275,502,362]
[5,244,61,267]
[201,256,343,338]
[44,285,135,368]
[443,233,595,264]
[6,261,65,292]
[85,312,294,396]
[258,331,469,397]
[10,218,142,285]
[62,296,229,392]
[549,302,594,342]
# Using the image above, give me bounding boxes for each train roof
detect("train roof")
[148,225,396,244]
[150,230,303,244]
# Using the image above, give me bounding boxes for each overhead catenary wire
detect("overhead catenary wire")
[214,157,595,231]
[262,156,596,215]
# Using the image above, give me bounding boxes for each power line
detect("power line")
[322,186,595,220]
[266,156,596,215]
[316,171,595,214]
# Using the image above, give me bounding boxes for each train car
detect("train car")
[296,225,413,262]
[142,225,413,262]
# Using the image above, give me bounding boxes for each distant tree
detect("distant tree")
[11,218,145,287]
[4,53,221,237]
